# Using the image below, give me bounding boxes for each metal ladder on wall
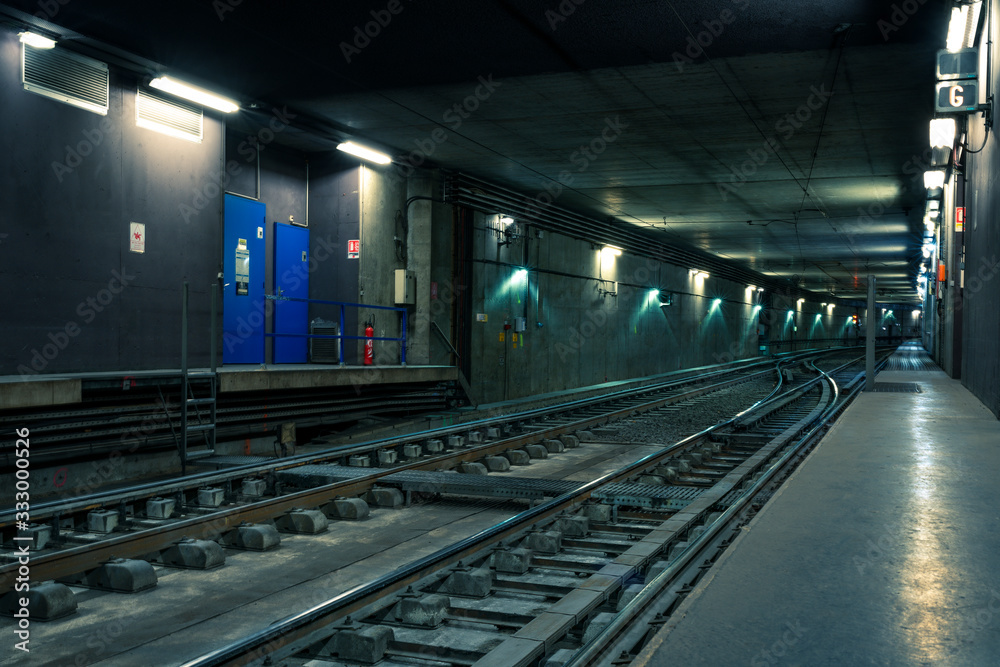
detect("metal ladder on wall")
[178,281,219,475]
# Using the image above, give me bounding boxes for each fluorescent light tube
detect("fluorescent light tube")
[337,141,392,165]
[149,76,238,113]
[19,32,56,49]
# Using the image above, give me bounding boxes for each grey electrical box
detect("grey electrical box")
[514,317,526,332]
[394,269,416,305]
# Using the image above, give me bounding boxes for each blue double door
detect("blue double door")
[222,193,310,364]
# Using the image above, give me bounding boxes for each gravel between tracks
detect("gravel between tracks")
[596,376,778,444]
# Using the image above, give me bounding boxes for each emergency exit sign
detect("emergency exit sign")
[347,239,360,259]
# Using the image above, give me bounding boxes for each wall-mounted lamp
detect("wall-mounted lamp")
[500,216,516,226]
[659,292,674,307]
[149,76,239,113]
[689,269,709,280]
[601,246,623,257]
[19,32,56,49]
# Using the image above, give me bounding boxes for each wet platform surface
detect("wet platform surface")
[635,343,1000,666]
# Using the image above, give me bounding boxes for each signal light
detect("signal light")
[852,314,859,325]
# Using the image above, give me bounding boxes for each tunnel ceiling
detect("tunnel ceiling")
[7,0,949,302]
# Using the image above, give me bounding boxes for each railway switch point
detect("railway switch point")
[276,509,329,535]
[0,582,77,620]
[324,498,370,520]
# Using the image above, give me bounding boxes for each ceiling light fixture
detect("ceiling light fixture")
[947,1,983,52]
[924,170,946,190]
[149,76,238,113]
[930,118,957,148]
[336,141,392,165]
[19,32,56,49]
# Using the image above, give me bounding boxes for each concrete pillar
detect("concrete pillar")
[406,174,433,364]
[866,275,876,391]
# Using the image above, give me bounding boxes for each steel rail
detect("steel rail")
[562,355,887,666]
[0,362,780,595]
[179,360,846,666]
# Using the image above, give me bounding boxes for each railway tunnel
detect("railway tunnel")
[0,1,999,665]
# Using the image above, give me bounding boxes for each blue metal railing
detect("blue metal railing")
[263,294,408,365]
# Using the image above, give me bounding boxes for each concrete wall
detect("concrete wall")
[958,0,1000,418]
[465,213,766,404]
[0,29,222,376]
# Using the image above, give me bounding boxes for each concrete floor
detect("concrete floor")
[635,345,1000,666]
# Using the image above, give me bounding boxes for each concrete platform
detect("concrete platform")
[217,364,457,393]
[636,343,1000,666]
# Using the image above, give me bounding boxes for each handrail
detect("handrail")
[263,293,409,365]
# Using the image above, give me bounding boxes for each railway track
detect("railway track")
[169,352,888,667]
[0,348,893,666]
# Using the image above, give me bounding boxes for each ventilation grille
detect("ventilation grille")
[310,319,341,364]
[22,45,109,115]
[136,89,203,143]
[872,383,922,393]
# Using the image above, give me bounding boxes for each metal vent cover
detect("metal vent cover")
[872,383,922,393]
[22,44,109,115]
[136,89,203,142]
[309,319,341,364]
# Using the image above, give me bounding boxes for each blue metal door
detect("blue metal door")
[223,194,266,364]
[273,223,310,363]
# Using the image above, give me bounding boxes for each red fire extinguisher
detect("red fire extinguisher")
[364,323,374,365]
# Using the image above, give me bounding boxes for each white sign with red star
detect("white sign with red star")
[130,222,145,254]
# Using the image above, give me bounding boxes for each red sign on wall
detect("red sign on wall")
[956,207,966,232]
[347,239,360,259]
